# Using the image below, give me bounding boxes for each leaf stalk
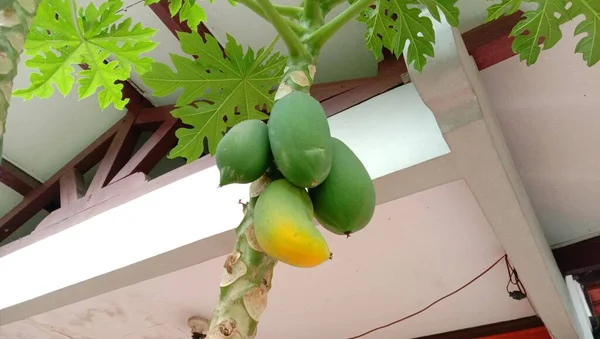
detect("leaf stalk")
[256,0,308,57]
[237,0,306,35]
[305,0,374,49]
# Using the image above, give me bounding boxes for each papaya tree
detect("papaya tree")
[1,0,599,337]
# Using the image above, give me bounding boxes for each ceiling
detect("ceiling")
[0,180,535,339]
[0,0,498,241]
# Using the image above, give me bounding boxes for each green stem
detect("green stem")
[236,0,306,35]
[206,197,277,339]
[303,0,323,29]
[256,0,307,57]
[320,0,347,15]
[0,0,42,161]
[274,5,303,19]
[206,53,318,339]
[305,0,374,49]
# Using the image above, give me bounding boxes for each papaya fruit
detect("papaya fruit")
[215,119,271,186]
[254,179,331,268]
[268,91,333,188]
[309,138,376,236]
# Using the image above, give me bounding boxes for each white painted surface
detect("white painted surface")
[407,17,583,337]
[565,275,594,339]
[201,0,378,84]
[480,19,600,247]
[329,84,450,178]
[0,84,448,317]
[0,180,535,339]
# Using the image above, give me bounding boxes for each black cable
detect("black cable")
[347,254,507,339]
[505,257,527,300]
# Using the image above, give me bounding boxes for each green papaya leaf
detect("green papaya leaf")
[141,33,286,161]
[14,0,157,110]
[359,0,437,71]
[417,0,460,26]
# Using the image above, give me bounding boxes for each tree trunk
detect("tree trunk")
[206,54,318,339]
[0,0,41,161]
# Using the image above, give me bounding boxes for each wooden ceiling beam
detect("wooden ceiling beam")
[149,0,214,39]
[59,168,85,207]
[0,160,59,212]
[0,160,42,197]
[135,105,175,127]
[110,115,179,184]
[0,115,131,241]
[553,237,600,276]
[86,112,139,196]
[0,12,527,242]
[462,11,523,70]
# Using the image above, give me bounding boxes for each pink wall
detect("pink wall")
[480,20,600,247]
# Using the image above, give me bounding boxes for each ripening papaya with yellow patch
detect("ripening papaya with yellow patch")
[253,179,331,268]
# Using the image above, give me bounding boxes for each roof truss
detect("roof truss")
[0,7,524,244]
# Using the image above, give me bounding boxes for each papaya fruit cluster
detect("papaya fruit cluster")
[215,92,376,268]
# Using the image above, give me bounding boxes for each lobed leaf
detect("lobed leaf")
[569,0,600,66]
[14,0,157,110]
[145,0,211,32]
[141,32,286,161]
[509,0,566,65]
[486,0,600,67]
[357,0,458,71]
[417,0,460,26]
[486,0,522,22]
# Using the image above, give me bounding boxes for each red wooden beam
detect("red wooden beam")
[462,12,522,54]
[59,168,85,206]
[110,116,179,184]
[553,237,600,275]
[318,54,407,117]
[416,316,546,339]
[0,160,42,197]
[463,12,523,71]
[149,0,213,39]
[135,105,175,126]
[86,112,138,196]
[310,78,370,102]
[0,115,131,241]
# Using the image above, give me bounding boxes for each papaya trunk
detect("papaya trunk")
[0,0,41,161]
[206,55,318,338]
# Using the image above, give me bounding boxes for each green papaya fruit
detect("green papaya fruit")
[254,179,331,268]
[215,119,271,186]
[268,92,333,188]
[309,138,376,236]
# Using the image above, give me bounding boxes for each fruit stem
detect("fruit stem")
[206,34,321,339]
[206,198,277,338]
[0,0,43,166]
[255,0,307,57]
[305,0,374,49]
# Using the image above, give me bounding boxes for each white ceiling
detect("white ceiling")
[0,0,484,238]
[0,180,535,339]
[0,0,500,187]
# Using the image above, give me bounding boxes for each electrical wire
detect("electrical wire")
[505,256,526,297]
[347,254,508,339]
[116,0,145,13]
